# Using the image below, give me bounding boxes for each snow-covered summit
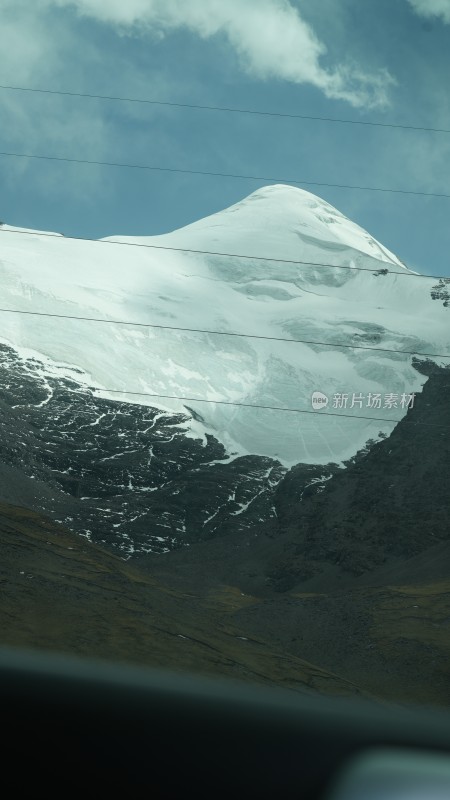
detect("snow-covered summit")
[105,184,406,269]
[0,185,447,467]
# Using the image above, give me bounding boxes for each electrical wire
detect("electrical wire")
[0,306,449,360]
[0,149,449,199]
[4,357,448,427]
[1,226,448,282]
[79,386,447,429]
[0,83,448,135]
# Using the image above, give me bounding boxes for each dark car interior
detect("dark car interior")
[3,646,450,797]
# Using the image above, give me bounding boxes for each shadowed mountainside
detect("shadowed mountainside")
[266,359,450,590]
[2,495,450,710]
[0,500,374,702]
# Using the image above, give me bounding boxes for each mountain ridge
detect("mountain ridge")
[1,183,447,469]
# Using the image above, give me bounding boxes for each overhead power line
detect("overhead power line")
[9,373,448,428]
[0,306,449,360]
[82,386,447,429]
[0,226,448,282]
[0,149,449,199]
[0,83,448,135]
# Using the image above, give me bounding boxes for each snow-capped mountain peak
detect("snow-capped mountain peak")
[105,183,407,269]
[0,185,447,468]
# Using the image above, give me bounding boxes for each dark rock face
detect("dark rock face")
[1,340,449,590]
[267,358,450,590]
[431,278,450,307]
[0,342,286,556]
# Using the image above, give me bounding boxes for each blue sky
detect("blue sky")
[1,0,450,277]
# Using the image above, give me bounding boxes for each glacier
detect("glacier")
[0,183,448,468]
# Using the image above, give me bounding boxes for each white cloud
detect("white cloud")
[0,3,109,197]
[407,0,450,23]
[38,0,395,109]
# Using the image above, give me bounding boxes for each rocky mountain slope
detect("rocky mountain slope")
[0,499,376,702]
[267,358,450,591]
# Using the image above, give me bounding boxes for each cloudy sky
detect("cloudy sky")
[1,0,450,277]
